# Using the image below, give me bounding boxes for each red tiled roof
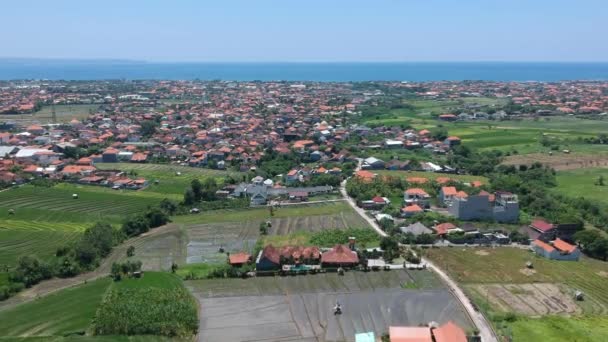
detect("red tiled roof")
[435,222,456,235]
[321,245,359,264]
[531,219,554,232]
[229,252,251,265]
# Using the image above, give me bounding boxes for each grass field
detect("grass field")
[95,162,240,197]
[361,98,608,154]
[555,168,608,206]
[172,201,356,225]
[510,315,608,342]
[0,278,112,337]
[0,104,99,124]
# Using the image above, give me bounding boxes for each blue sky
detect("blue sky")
[1,0,606,62]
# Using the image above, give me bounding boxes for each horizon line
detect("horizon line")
[2,57,608,64]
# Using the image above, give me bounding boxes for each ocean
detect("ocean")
[1,61,608,82]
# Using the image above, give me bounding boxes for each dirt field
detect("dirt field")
[502,153,608,171]
[469,283,580,316]
[189,271,472,342]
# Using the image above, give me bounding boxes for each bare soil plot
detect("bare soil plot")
[190,271,472,342]
[469,283,580,316]
[502,153,608,171]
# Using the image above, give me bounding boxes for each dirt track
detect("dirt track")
[0,224,180,312]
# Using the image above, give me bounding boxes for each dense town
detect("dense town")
[1,79,608,342]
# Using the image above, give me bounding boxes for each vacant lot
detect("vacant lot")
[554,168,608,205]
[424,247,608,315]
[376,170,487,184]
[0,104,99,124]
[470,283,580,316]
[95,162,239,197]
[0,277,112,337]
[189,270,471,342]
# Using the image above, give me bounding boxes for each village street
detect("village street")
[339,160,498,342]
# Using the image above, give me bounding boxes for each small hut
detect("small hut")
[72,193,79,199]
[575,290,584,301]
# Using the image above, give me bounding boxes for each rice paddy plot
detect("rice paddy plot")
[0,184,161,223]
[189,271,471,342]
[118,224,186,271]
[173,202,360,225]
[0,277,112,337]
[184,213,372,264]
[0,228,82,267]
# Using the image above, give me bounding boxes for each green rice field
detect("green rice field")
[0,278,112,337]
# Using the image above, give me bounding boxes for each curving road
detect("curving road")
[340,160,497,342]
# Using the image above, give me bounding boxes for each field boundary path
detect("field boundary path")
[340,160,498,342]
[0,224,179,312]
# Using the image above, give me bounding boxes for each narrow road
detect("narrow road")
[340,160,497,342]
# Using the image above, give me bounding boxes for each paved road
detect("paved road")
[340,160,498,342]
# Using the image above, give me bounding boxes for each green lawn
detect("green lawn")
[95,163,240,197]
[0,278,112,337]
[556,168,608,206]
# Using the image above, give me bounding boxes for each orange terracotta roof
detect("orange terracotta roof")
[405,188,429,196]
[534,239,555,253]
[389,326,432,342]
[553,238,577,254]
[406,177,428,184]
[432,321,467,342]
[441,186,457,196]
